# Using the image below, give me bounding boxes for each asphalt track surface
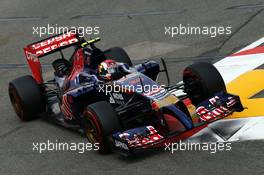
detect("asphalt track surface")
[0,0,264,175]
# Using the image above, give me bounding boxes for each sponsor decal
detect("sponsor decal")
[29,32,79,57]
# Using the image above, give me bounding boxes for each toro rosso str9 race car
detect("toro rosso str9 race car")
[8,31,244,155]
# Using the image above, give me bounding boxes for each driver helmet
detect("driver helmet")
[98,60,118,80]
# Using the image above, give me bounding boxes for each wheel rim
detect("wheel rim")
[86,120,98,143]
[9,85,24,120]
[83,110,103,145]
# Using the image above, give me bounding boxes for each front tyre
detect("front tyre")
[82,101,121,154]
[183,62,226,106]
[8,75,46,121]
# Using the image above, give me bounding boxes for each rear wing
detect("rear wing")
[24,31,81,58]
[24,31,82,83]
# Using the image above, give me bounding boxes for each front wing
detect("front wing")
[110,92,243,156]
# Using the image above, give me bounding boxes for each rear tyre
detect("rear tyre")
[8,75,45,121]
[183,62,226,106]
[83,101,121,154]
[104,47,133,66]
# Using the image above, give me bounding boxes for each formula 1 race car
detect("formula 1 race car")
[8,31,244,155]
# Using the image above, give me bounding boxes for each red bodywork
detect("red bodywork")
[23,32,80,84]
